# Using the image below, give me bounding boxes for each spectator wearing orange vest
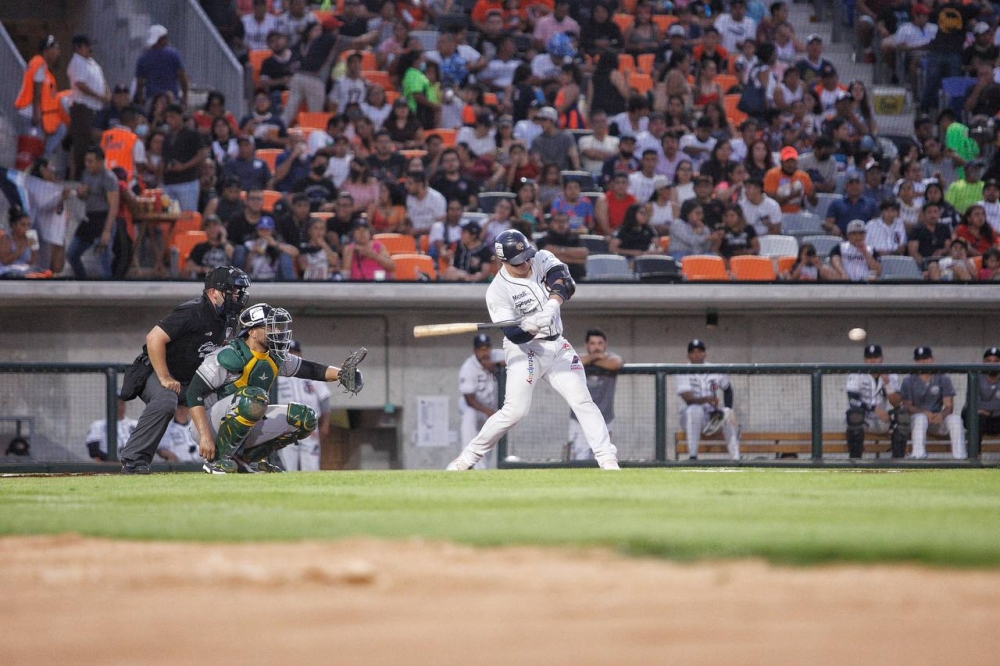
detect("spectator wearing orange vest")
[14,35,65,159]
[67,34,110,180]
[100,107,147,184]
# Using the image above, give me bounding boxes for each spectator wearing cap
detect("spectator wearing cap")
[919,136,962,189]
[880,4,935,91]
[825,171,878,237]
[740,177,782,236]
[92,84,137,138]
[865,198,908,256]
[67,34,110,180]
[441,219,496,283]
[945,159,986,214]
[900,346,966,460]
[794,33,834,87]
[963,347,1000,449]
[185,214,235,278]
[715,0,758,53]
[162,104,208,212]
[245,214,299,281]
[679,117,717,174]
[907,200,952,278]
[813,64,847,114]
[963,22,998,76]
[764,147,816,214]
[222,136,272,191]
[655,23,692,70]
[530,106,580,171]
[134,25,187,108]
[341,217,394,281]
[863,162,893,204]
[242,0,281,51]
[14,35,63,158]
[829,219,881,281]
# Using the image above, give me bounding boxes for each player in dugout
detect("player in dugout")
[187,303,366,474]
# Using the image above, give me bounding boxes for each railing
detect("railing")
[497,363,1000,466]
[0,19,26,159]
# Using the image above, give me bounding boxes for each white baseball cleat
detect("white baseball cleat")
[599,459,621,470]
[445,459,470,471]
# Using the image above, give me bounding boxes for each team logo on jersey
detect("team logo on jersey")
[526,350,535,384]
[570,355,583,371]
[304,382,314,394]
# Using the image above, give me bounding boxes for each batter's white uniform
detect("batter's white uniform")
[449,250,620,469]
[157,417,203,462]
[276,376,331,471]
[458,350,504,469]
[676,367,740,459]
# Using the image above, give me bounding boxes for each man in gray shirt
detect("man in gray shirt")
[963,347,1000,449]
[530,106,580,171]
[66,145,119,279]
[899,346,966,459]
[567,329,623,460]
[796,136,838,194]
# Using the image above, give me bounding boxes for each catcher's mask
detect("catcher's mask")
[205,266,251,316]
[238,303,293,364]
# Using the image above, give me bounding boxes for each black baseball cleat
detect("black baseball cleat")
[121,462,151,475]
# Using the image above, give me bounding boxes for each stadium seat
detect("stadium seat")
[483,92,499,107]
[385,90,400,105]
[633,255,682,282]
[801,235,842,258]
[776,255,796,274]
[296,111,332,130]
[612,13,635,33]
[627,72,653,95]
[713,74,739,93]
[477,192,517,214]
[651,14,678,33]
[658,236,670,253]
[392,253,437,281]
[758,235,799,258]
[723,94,748,126]
[248,49,272,87]
[169,211,203,248]
[617,53,636,74]
[681,255,730,281]
[579,234,609,254]
[729,255,776,281]
[636,53,655,75]
[783,212,825,242]
[363,70,395,92]
[812,193,841,220]
[973,255,983,273]
[311,212,334,220]
[171,231,208,278]
[373,233,417,255]
[878,255,922,281]
[254,148,283,172]
[425,128,457,147]
[940,77,976,118]
[400,149,427,160]
[585,254,634,281]
[261,189,283,212]
[560,170,595,190]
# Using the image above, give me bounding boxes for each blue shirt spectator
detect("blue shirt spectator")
[135,25,187,104]
[825,173,878,236]
[222,138,272,191]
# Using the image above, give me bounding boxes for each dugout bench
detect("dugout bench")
[675,431,1000,459]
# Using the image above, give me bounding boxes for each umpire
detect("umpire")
[119,266,250,474]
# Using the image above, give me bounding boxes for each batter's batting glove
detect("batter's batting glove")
[520,317,543,335]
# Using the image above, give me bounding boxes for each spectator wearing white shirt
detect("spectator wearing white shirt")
[714,0,758,53]
[323,134,353,187]
[865,198,908,255]
[679,117,717,173]
[628,150,660,203]
[67,34,109,180]
[880,4,936,90]
[456,112,498,158]
[514,102,544,146]
[578,110,619,177]
[739,178,783,235]
[242,0,281,51]
[277,0,316,49]
[404,170,447,236]
[976,178,1000,234]
[328,52,368,114]
[478,36,523,91]
[632,112,668,164]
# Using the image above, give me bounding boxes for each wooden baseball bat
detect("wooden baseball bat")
[413,319,521,338]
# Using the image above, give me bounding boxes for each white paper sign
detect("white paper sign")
[416,396,449,447]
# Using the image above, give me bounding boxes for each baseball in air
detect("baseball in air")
[848,328,867,342]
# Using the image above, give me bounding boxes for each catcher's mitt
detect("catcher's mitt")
[703,409,726,436]
[338,347,367,396]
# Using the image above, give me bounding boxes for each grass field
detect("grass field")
[3,469,1000,567]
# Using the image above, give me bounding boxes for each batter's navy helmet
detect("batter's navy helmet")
[494,230,536,266]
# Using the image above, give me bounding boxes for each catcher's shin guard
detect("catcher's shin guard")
[890,409,911,458]
[215,386,269,460]
[845,407,866,458]
[241,402,317,462]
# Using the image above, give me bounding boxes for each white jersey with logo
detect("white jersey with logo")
[457,351,503,415]
[676,366,731,415]
[158,418,203,462]
[846,372,901,413]
[277,375,332,448]
[486,249,565,338]
[85,417,137,457]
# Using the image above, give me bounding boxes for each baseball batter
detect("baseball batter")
[676,339,740,460]
[188,303,365,474]
[447,230,620,470]
[277,340,332,472]
[899,346,966,459]
[567,329,622,461]
[457,334,504,469]
[845,343,903,458]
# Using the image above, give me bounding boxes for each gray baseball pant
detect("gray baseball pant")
[119,374,182,465]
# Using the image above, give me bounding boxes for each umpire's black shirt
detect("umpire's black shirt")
[142,296,232,385]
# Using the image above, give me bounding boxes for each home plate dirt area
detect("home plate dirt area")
[2,535,999,665]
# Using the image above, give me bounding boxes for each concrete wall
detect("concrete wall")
[1,282,998,467]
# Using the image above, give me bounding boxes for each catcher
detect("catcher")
[187,303,366,474]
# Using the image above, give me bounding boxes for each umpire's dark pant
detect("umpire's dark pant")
[119,374,184,466]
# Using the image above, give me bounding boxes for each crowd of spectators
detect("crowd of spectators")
[6,0,1000,282]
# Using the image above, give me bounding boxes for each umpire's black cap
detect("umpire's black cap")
[984,347,1000,359]
[914,346,934,360]
[473,333,491,348]
[864,344,882,359]
[688,339,707,352]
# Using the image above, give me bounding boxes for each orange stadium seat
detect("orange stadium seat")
[255,148,283,172]
[391,253,437,281]
[169,211,203,248]
[681,255,730,281]
[482,92,499,107]
[714,74,739,93]
[363,70,395,91]
[296,111,332,130]
[658,236,670,253]
[173,231,208,275]
[651,14,678,32]
[373,233,417,255]
[261,189,283,212]
[636,53,655,75]
[425,128,456,147]
[248,49,272,87]
[419,234,430,254]
[311,212,334,220]
[612,14,634,34]
[627,72,653,95]
[617,53,635,74]
[723,94,748,126]
[620,0,638,11]
[729,255,777,281]
[400,149,427,160]
[385,90,400,105]
[776,255,796,274]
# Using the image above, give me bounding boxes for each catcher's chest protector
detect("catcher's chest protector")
[218,340,281,399]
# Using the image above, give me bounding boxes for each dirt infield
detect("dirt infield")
[2,535,998,665]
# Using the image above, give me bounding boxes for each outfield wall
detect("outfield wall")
[1,283,998,468]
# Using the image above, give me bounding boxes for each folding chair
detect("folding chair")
[261,190,283,212]
[578,234,609,254]
[409,30,441,51]
[391,253,437,281]
[633,255,682,282]
[713,74,739,93]
[681,255,730,281]
[775,255,796,274]
[618,53,636,74]
[811,193,841,221]
[585,254,634,281]
[636,54,655,75]
[758,235,799,258]
[363,70,395,92]
[878,255,922,281]
[729,255,776,281]
[651,14,678,33]
[801,235,842,258]
[939,77,977,119]
[425,128,457,147]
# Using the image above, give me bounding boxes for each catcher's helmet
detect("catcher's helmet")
[205,266,251,315]
[238,303,294,363]
[494,229,536,266]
